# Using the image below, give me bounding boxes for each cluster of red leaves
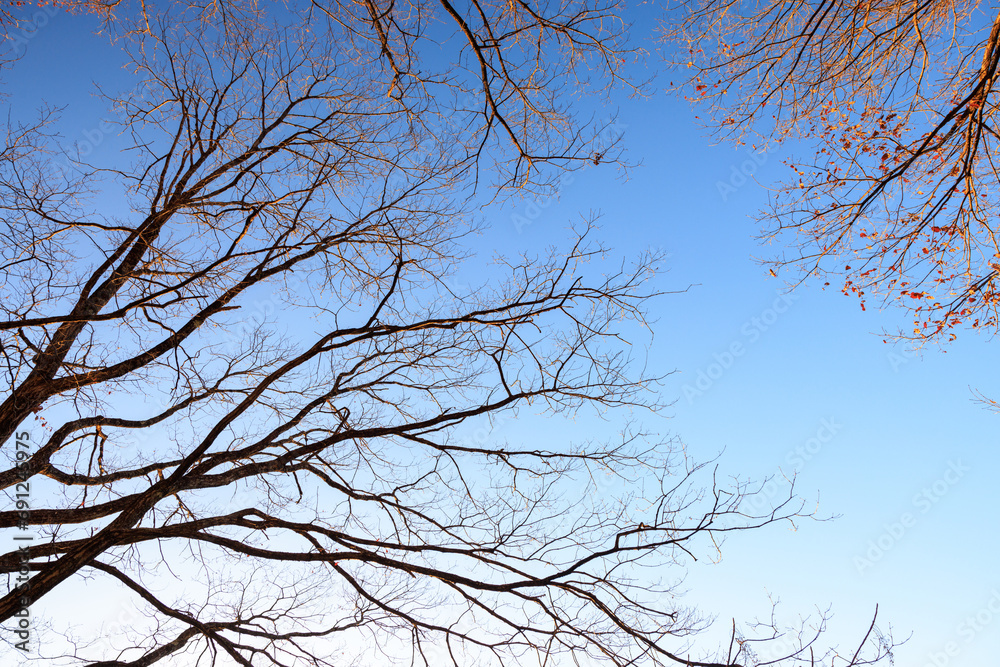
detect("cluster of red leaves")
[779,92,1000,341]
[1,0,99,26]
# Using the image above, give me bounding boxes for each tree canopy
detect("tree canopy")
[0,2,901,666]
[669,1,1000,342]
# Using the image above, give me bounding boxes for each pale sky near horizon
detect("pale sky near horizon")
[3,3,999,667]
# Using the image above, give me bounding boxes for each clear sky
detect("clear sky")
[487,5,1000,664]
[3,3,999,667]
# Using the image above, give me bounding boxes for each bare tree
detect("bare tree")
[666,0,1000,342]
[0,2,896,666]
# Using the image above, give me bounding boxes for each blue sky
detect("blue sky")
[4,3,999,666]
[483,9,1000,660]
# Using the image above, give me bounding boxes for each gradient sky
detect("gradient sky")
[3,3,999,667]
